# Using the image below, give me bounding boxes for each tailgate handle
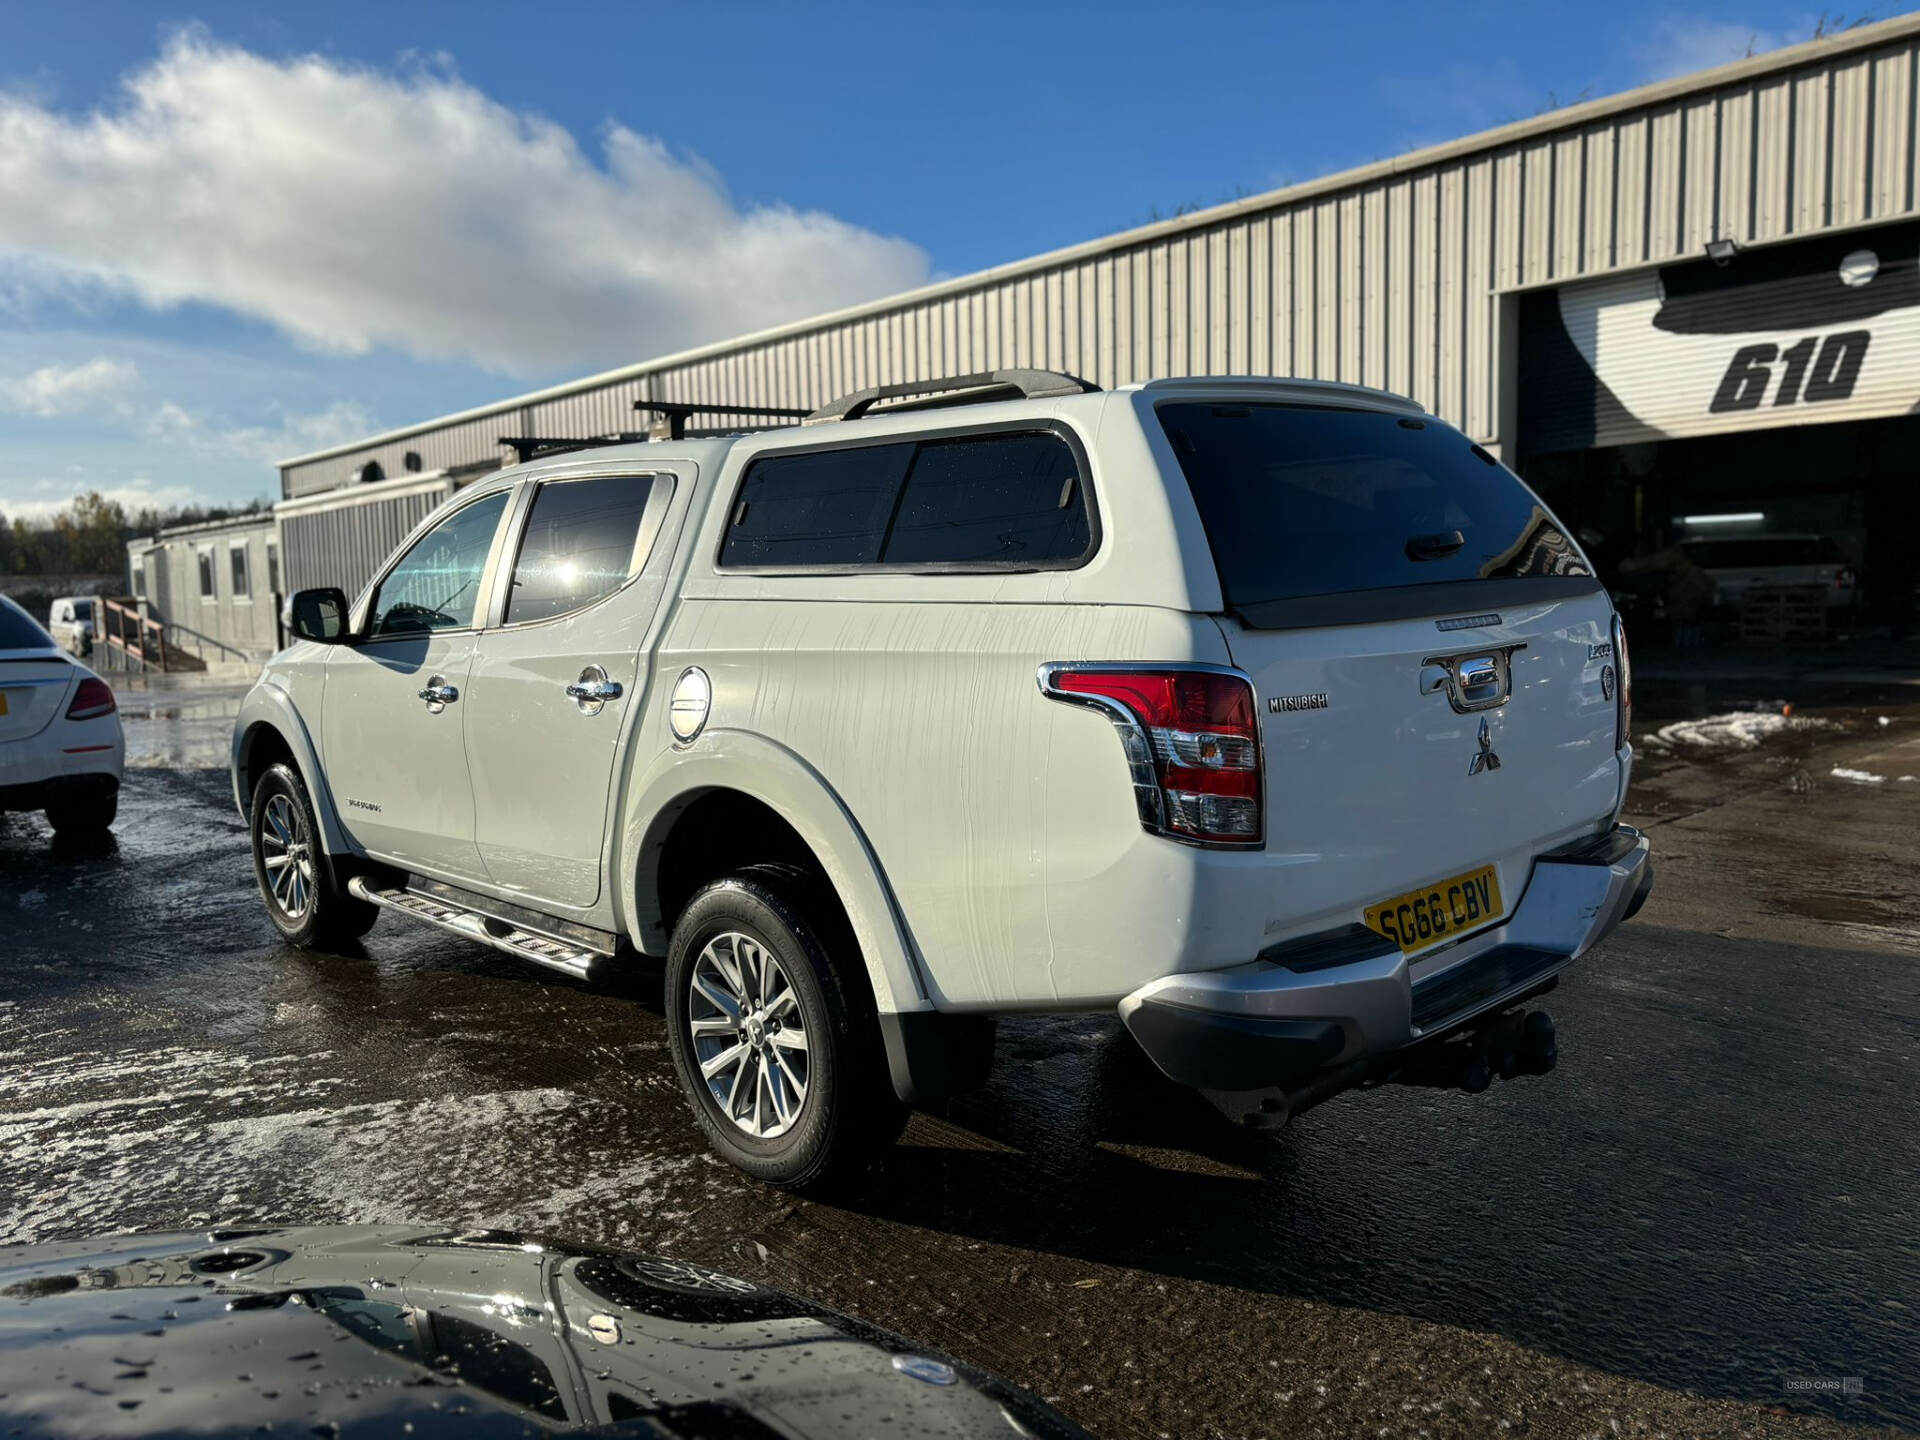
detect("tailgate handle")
[1420,645,1525,714]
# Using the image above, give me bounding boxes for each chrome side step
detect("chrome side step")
[347,877,599,980]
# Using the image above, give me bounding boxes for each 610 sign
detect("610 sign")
[1708,329,1870,413]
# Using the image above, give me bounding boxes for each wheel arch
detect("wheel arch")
[618,731,931,1021]
[231,685,350,860]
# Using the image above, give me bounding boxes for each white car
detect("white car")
[46,595,97,656]
[234,371,1651,1189]
[1682,533,1860,610]
[0,594,123,834]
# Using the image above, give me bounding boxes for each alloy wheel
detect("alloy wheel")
[259,792,315,921]
[688,930,811,1139]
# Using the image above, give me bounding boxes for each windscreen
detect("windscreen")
[0,602,52,649]
[1682,537,1844,567]
[1157,402,1590,607]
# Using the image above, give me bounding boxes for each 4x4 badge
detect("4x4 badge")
[1468,717,1502,776]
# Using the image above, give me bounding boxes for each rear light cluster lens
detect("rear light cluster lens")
[1046,668,1262,845]
[1611,615,1632,746]
[66,677,117,721]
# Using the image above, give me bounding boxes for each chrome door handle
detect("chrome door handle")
[567,666,623,711]
[566,679,623,702]
[564,679,625,702]
[417,682,459,707]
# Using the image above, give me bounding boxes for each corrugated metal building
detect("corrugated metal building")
[277,15,1920,622]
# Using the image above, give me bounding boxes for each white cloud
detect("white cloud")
[0,33,931,375]
[143,398,375,464]
[1636,17,1792,83]
[0,356,138,416]
[0,479,209,523]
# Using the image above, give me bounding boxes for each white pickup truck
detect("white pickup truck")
[233,371,1652,1189]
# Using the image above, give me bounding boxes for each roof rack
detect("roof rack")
[803,369,1099,425]
[498,434,647,464]
[633,400,810,441]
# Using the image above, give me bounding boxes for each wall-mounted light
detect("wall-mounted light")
[1705,238,1740,266]
[1680,511,1764,525]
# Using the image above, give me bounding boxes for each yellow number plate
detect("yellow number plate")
[1365,864,1505,957]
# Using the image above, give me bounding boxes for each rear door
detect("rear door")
[1156,400,1623,947]
[463,468,683,909]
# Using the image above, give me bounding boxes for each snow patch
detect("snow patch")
[1830,767,1887,785]
[1645,711,1840,752]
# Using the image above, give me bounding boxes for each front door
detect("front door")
[464,469,681,909]
[321,488,513,880]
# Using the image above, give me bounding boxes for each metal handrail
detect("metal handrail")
[156,618,252,664]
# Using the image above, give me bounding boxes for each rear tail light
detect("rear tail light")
[1835,567,1856,589]
[66,676,117,721]
[1040,665,1262,846]
[1610,614,1631,748]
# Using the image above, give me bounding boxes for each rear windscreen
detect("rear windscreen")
[0,603,52,649]
[1682,537,1844,567]
[1157,403,1590,607]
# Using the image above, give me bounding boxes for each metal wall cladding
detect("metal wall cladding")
[282,486,448,597]
[1523,216,1920,452]
[280,26,1920,500]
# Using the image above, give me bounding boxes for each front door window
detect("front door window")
[367,492,509,637]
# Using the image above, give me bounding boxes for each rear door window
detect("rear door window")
[505,473,660,624]
[720,430,1092,570]
[1157,402,1590,608]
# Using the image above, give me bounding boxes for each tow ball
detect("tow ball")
[1399,1008,1558,1094]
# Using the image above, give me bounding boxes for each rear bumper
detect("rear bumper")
[0,772,120,815]
[1118,824,1652,1092]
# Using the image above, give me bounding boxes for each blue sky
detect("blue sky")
[0,1,1878,520]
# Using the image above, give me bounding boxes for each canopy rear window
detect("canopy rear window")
[1157,402,1590,612]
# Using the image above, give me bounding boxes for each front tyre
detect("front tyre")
[249,762,378,949]
[665,872,906,1191]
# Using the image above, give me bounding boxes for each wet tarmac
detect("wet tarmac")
[2,675,1917,1439]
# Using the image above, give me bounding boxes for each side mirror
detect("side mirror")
[285,588,352,644]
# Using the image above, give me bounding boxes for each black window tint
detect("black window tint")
[884,432,1088,565]
[230,547,250,597]
[722,442,913,567]
[198,551,216,598]
[369,491,508,637]
[1158,403,1591,606]
[507,474,657,624]
[0,601,50,648]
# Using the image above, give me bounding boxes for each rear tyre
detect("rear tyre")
[250,762,379,949]
[45,785,117,836]
[665,869,907,1191]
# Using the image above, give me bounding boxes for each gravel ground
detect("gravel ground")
[1,677,1915,1438]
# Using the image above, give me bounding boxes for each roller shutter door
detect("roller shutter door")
[1521,219,1920,455]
